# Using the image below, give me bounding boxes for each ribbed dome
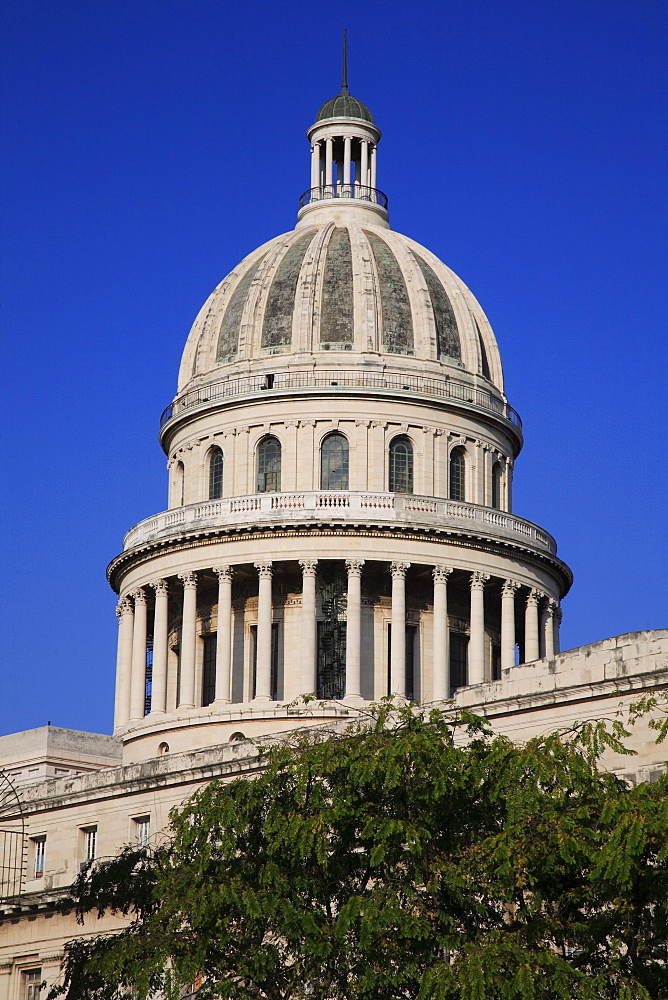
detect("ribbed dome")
[315,90,374,124]
[179,223,504,395]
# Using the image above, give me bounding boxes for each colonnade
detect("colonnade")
[310,137,377,191]
[114,562,562,730]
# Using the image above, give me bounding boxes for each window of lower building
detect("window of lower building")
[23,968,42,1000]
[449,632,468,694]
[32,836,46,878]
[202,633,217,706]
[81,825,97,865]
[386,623,418,701]
[134,815,150,848]
[250,623,279,700]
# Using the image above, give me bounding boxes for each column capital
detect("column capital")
[501,579,520,598]
[255,561,273,579]
[546,599,558,618]
[552,605,563,625]
[130,587,147,605]
[345,558,365,576]
[213,565,233,583]
[432,565,453,583]
[299,559,318,576]
[526,588,541,607]
[470,572,489,589]
[150,579,168,595]
[390,561,410,578]
[179,572,197,589]
[116,597,133,617]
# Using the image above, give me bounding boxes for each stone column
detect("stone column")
[370,144,377,189]
[390,562,410,696]
[553,605,562,655]
[129,588,148,721]
[345,559,364,699]
[149,580,169,715]
[360,140,369,187]
[325,137,333,186]
[500,580,519,672]
[524,589,540,663]
[311,142,320,189]
[469,572,489,685]
[432,566,452,702]
[299,559,318,696]
[254,562,273,701]
[543,600,556,659]
[178,572,198,708]
[114,597,134,729]
[343,135,352,186]
[213,566,233,703]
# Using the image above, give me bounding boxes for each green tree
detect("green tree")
[51,705,668,1000]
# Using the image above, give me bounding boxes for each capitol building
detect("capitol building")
[1,70,666,996]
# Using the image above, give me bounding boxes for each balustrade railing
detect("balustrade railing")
[160,369,521,431]
[298,183,389,209]
[123,491,554,554]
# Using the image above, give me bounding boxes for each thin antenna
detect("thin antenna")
[341,29,348,92]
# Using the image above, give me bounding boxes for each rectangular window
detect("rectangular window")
[202,633,217,707]
[134,816,150,848]
[32,836,46,878]
[386,623,418,700]
[82,825,97,863]
[449,632,469,695]
[23,969,42,1000]
[250,623,279,700]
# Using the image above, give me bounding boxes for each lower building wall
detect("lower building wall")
[1,629,666,992]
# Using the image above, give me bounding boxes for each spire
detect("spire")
[341,29,348,92]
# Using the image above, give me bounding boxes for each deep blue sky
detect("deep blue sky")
[1,0,666,737]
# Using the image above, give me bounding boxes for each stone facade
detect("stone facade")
[1,81,664,998]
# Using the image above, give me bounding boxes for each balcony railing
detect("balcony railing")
[299,183,389,209]
[123,491,555,554]
[160,369,521,431]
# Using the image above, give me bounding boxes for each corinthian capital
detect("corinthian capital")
[254,562,273,579]
[432,565,453,583]
[130,587,147,604]
[345,559,365,576]
[213,565,233,584]
[178,572,197,589]
[150,579,168,596]
[390,561,410,579]
[501,579,520,598]
[470,572,489,589]
[299,559,318,576]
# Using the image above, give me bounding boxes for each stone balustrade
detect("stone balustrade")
[123,491,556,554]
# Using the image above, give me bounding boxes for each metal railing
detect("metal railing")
[160,369,521,431]
[299,183,389,209]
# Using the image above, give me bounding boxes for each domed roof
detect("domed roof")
[178,222,505,395]
[315,89,374,124]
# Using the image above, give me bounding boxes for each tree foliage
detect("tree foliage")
[51,704,668,1000]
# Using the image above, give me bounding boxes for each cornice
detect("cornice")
[107,520,572,597]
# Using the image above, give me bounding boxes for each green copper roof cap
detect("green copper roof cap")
[314,32,374,125]
[315,91,374,124]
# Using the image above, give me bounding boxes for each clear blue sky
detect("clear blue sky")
[1,0,666,737]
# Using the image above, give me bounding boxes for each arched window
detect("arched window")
[175,461,185,507]
[449,447,466,502]
[320,432,349,490]
[257,436,281,493]
[389,436,413,494]
[491,461,502,510]
[208,447,223,500]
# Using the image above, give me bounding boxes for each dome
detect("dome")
[179,221,505,394]
[315,90,374,124]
